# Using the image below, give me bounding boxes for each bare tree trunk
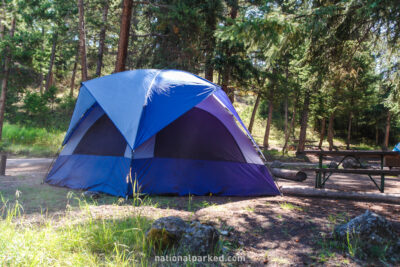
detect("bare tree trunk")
[346,112,353,150]
[263,99,273,148]
[383,110,391,150]
[70,48,79,97]
[115,0,133,73]
[318,117,326,149]
[375,124,379,145]
[283,59,289,138]
[0,0,5,40]
[44,33,58,92]
[248,92,261,133]
[38,27,45,93]
[221,68,232,101]
[327,111,335,151]
[221,0,238,102]
[78,0,88,81]
[282,97,297,154]
[284,94,288,137]
[204,2,217,82]
[0,1,5,40]
[297,90,310,153]
[0,17,16,141]
[96,0,109,77]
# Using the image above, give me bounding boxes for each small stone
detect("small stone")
[83,191,100,199]
[220,230,229,236]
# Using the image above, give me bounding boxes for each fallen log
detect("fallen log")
[270,168,307,182]
[280,186,400,204]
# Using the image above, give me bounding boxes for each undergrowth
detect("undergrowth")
[0,193,155,266]
[1,123,64,156]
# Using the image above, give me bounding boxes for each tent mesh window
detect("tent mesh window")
[154,107,246,162]
[73,114,127,156]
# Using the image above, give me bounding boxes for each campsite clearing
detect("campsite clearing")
[1,157,399,266]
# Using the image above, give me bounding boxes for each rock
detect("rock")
[178,221,219,255]
[342,157,361,169]
[83,191,101,199]
[146,216,188,250]
[220,230,229,236]
[333,210,400,260]
[146,217,219,255]
[328,161,338,169]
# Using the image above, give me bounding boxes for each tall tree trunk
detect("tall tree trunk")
[221,67,232,101]
[115,0,133,73]
[263,90,274,148]
[38,27,45,94]
[204,1,217,82]
[221,0,238,102]
[318,117,326,149]
[383,110,391,150]
[70,48,79,97]
[346,112,353,150]
[284,94,288,137]
[283,58,289,138]
[248,92,261,133]
[375,124,379,145]
[78,0,88,81]
[263,101,273,148]
[297,90,311,153]
[44,33,58,92]
[0,1,5,40]
[327,111,335,151]
[282,97,298,154]
[0,17,16,141]
[96,0,109,77]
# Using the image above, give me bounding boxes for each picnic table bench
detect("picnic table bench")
[302,150,400,193]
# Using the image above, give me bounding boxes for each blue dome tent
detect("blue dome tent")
[46,69,280,197]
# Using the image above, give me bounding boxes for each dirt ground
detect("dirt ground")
[1,157,399,266]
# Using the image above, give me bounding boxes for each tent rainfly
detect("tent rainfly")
[46,69,280,197]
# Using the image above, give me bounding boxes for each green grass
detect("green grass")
[0,198,154,266]
[279,202,306,212]
[2,123,65,157]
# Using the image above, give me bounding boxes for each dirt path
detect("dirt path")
[1,158,399,266]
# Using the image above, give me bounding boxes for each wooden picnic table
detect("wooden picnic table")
[302,150,400,193]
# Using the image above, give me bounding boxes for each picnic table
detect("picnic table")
[302,150,400,193]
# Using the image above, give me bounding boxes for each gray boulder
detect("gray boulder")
[146,216,188,250]
[146,216,219,255]
[328,161,338,169]
[334,210,400,260]
[342,157,361,169]
[178,221,219,255]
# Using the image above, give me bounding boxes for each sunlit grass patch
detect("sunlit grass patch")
[0,196,154,266]
[279,202,306,212]
[2,123,65,156]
